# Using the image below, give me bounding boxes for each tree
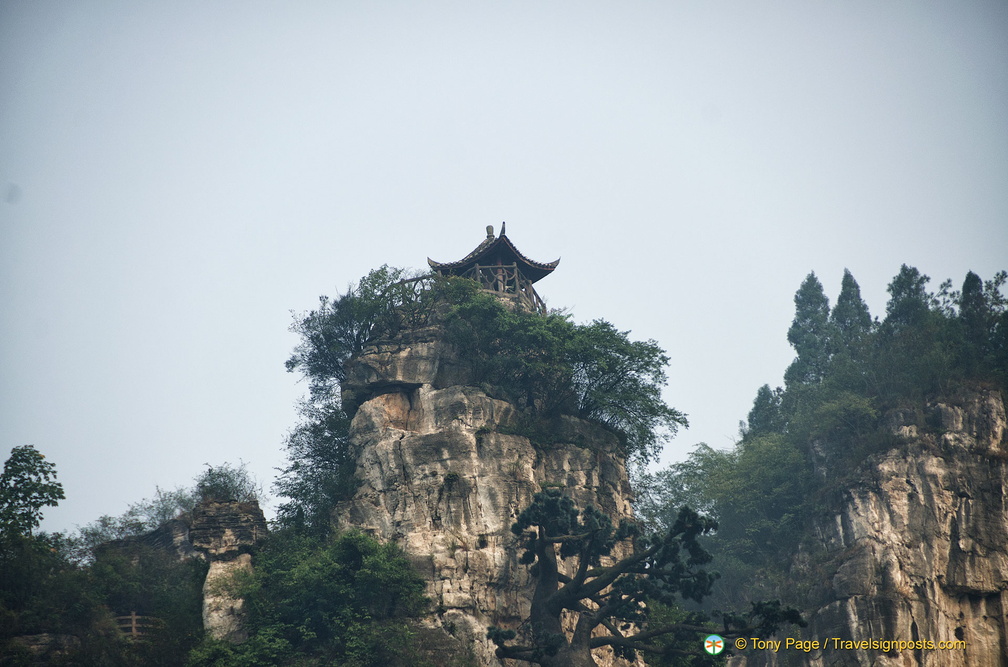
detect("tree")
[784,273,833,389]
[958,271,989,376]
[0,446,65,537]
[273,403,355,536]
[876,265,953,397]
[488,490,801,667]
[745,384,784,438]
[194,461,261,503]
[830,269,872,351]
[188,531,431,667]
[285,265,416,399]
[445,289,687,463]
[884,264,932,331]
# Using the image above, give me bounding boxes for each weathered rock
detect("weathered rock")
[733,389,1008,667]
[341,328,471,413]
[337,331,636,666]
[202,554,255,643]
[190,500,268,642]
[189,500,268,558]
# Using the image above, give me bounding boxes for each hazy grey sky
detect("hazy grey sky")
[2,2,1006,533]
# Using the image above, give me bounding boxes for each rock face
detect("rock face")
[189,500,268,642]
[734,389,1008,667]
[336,330,636,666]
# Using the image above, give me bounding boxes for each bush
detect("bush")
[187,530,430,667]
[195,462,261,503]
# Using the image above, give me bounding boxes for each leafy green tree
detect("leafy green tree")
[273,403,355,536]
[188,531,430,667]
[0,446,65,537]
[568,320,687,462]
[488,491,801,666]
[285,265,415,398]
[194,461,261,503]
[783,273,833,389]
[444,288,686,462]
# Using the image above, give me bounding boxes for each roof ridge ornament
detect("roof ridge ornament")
[427,223,558,314]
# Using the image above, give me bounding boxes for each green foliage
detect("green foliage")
[443,286,687,462]
[280,266,688,536]
[639,435,811,611]
[642,264,1008,618]
[286,265,415,399]
[783,273,832,389]
[830,269,873,348]
[0,453,205,665]
[70,485,199,564]
[187,530,430,667]
[88,541,208,664]
[194,461,261,503]
[491,491,801,665]
[745,385,784,439]
[273,403,355,536]
[0,446,65,537]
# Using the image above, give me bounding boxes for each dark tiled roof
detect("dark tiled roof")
[428,229,559,284]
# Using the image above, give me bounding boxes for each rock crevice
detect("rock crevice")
[336,332,635,666]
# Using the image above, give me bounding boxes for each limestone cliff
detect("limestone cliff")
[335,328,636,666]
[189,500,268,642]
[734,389,1008,667]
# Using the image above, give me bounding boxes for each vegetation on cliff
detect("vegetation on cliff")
[279,266,688,534]
[187,530,433,667]
[489,490,801,667]
[639,266,1008,609]
[0,449,209,665]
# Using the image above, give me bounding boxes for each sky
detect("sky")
[2,1,1006,534]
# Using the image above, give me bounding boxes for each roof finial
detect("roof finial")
[486,225,494,239]
[500,221,506,236]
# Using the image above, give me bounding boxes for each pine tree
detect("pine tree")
[884,265,931,330]
[831,269,872,350]
[784,273,833,389]
[958,271,987,376]
[746,384,784,438]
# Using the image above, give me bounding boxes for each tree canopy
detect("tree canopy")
[278,266,688,535]
[640,264,1008,615]
[488,490,801,667]
[0,445,64,537]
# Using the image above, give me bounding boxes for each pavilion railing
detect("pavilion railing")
[460,263,547,314]
[115,611,162,639]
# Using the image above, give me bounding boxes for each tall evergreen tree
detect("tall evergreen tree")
[746,384,784,438]
[883,265,932,330]
[831,269,872,349]
[958,271,988,375]
[877,265,951,397]
[827,269,873,392]
[784,273,832,389]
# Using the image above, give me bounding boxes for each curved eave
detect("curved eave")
[428,233,559,283]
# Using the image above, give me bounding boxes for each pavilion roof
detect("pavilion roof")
[428,224,559,284]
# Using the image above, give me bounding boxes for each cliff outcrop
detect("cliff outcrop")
[189,500,268,642]
[335,330,636,666]
[735,389,1008,667]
